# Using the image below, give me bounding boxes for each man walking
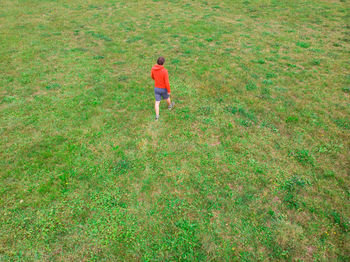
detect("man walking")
[151,57,175,121]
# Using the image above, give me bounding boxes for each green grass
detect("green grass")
[1,0,349,260]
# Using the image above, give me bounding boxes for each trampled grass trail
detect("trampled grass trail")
[1,0,349,260]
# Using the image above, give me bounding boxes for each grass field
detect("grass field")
[1,0,349,260]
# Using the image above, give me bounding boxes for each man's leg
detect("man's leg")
[155,101,160,120]
[166,97,175,110]
[166,97,171,106]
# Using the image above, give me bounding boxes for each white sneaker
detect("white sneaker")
[168,102,175,110]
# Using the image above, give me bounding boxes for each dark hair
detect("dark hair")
[157,57,165,65]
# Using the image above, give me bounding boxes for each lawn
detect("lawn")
[0,0,349,260]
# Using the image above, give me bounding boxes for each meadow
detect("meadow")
[0,0,349,260]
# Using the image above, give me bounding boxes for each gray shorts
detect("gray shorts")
[154,87,169,101]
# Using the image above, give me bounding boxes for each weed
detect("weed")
[86,31,112,41]
[261,121,278,132]
[311,59,321,65]
[286,115,299,124]
[225,105,238,114]
[296,41,311,48]
[291,149,315,166]
[1,96,16,104]
[262,79,273,85]
[281,175,309,209]
[257,58,265,64]
[341,87,350,93]
[198,106,211,116]
[93,55,104,60]
[126,36,142,43]
[334,118,350,130]
[245,80,257,91]
[112,160,132,176]
[328,210,349,233]
[237,118,251,127]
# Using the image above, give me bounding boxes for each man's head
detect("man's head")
[157,57,165,65]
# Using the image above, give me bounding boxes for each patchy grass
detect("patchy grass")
[0,0,349,260]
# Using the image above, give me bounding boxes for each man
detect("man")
[151,57,175,121]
